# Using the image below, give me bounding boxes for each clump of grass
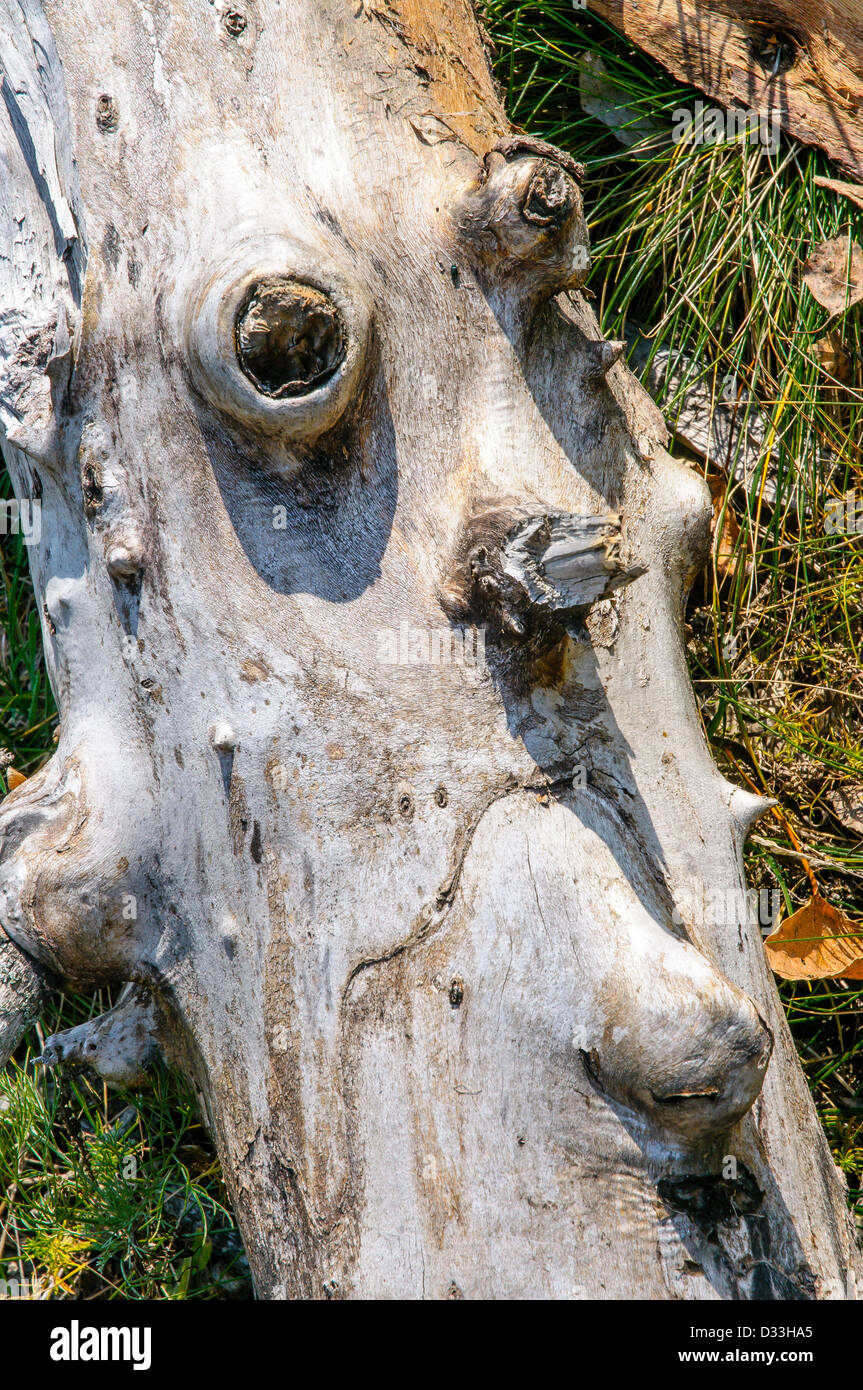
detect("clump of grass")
[0,1020,249,1299]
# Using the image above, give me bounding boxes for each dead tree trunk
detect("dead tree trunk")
[0,0,860,1299]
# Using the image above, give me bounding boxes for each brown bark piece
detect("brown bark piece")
[589,1,863,179]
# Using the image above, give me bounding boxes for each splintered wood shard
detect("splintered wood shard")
[502,512,643,618]
[444,508,643,647]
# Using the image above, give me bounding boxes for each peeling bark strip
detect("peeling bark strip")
[0,0,861,1299]
[588,0,863,181]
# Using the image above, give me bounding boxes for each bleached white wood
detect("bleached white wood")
[0,0,859,1299]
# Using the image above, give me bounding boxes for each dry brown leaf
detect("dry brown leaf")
[814,330,853,384]
[628,337,782,503]
[802,236,863,316]
[764,893,863,980]
[6,767,27,790]
[814,175,863,213]
[707,471,741,580]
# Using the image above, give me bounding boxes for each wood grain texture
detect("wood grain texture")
[588,0,863,179]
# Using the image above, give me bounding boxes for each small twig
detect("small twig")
[54,1072,95,1181]
[749,836,863,882]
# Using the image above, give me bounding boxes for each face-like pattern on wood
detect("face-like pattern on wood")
[4,0,844,1301]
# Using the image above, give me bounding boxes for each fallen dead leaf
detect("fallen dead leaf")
[802,235,863,316]
[764,893,863,979]
[707,471,742,581]
[578,52,663,156]
[827,785,863,837]
[409,113,456,146]
[814,329,853,384]
[627,336,782,503]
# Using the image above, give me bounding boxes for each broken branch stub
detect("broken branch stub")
[443,506,643,655]
[40,984,165,1087]
[455,140,591,330]
[0,0,860,1299]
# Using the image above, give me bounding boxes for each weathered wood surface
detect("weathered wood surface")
[0,0,860,1299]
[588,0,863,180]
[0,935,50,1068]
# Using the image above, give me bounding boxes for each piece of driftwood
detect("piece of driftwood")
[588,0,863,180]
[0,0,861,1300]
